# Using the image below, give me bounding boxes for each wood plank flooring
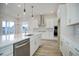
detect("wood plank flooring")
[34,40,62,56]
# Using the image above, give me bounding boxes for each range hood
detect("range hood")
[38,15,46,27]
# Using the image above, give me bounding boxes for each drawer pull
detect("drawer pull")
[0,53,3,56]
[75,48,79,52]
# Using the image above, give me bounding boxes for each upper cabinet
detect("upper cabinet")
[66,4,79,25]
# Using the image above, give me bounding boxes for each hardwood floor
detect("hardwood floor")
[34,39,62,56]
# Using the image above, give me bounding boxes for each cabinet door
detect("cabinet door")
[49,31,54,40]
[69,47,79,56]
[66,4,79,25]
[38,34,41,46]
[64,41,70,56]
[66,4,71,25]
[73,4,79,24]
[0,45,13,56]
[35,34,41,51]
[42,31,51,39]
[34,38,38,51]
[60,40,69,56]
[60,40,67,56]
[30,40,35,56]
[69,51,76,56]
[30,34,41,56]
[68,46,78,56]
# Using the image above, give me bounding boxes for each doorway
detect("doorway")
[58,18,60,49]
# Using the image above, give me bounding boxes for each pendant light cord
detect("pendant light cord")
[32,6,34,17]
[23,3,26,15]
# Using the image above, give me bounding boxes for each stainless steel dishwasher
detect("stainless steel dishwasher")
[13,38,30,56]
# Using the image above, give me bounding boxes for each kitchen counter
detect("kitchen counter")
[0,32,41,48]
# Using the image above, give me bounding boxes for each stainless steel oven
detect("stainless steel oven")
[13,38,30,56]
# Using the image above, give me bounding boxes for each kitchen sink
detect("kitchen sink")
[25,34,33,36]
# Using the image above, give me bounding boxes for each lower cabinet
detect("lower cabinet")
[60,39,79,56]
[0,45,13,56]
[60,39,70,56]
[30,34,41,56]
[0,34,41,56]
[69,50,77,56]
[69,45,79,56]
[41,31,54,40]
[30,39,36,56]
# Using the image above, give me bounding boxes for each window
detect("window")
[2,21,15,35]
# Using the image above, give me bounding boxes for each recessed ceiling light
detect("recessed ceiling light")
[17,5,21,7]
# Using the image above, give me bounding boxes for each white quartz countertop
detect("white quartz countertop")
[0,32,41,48]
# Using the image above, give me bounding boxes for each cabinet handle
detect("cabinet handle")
[75,48,79,52]
[0,53,3,56]
[15,41,29,48]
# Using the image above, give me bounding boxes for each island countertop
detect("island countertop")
[0,32,41,48]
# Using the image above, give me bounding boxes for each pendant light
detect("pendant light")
[23,3,26,15]
[31,6,34,19]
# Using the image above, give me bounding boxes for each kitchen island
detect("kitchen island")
[0,32,41,56]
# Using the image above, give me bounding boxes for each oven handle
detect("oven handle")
[15,41,29,48]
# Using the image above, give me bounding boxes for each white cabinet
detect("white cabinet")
[66,4,79,25]
[34,34,41,51]
[60,39,70,56]
[36,34,41,47]
[0,45,13,56]
[42,31,50,39]
[60,38,79,56]
[69,45,79,56]
[30,39,36,56]
[58,4,79,56]
[30,34,41,56]
[69,47,78,56]
[41,31,54,40]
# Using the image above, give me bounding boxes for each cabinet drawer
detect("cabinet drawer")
[0,45,13,56]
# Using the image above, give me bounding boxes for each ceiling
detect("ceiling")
[0,3,61,18]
